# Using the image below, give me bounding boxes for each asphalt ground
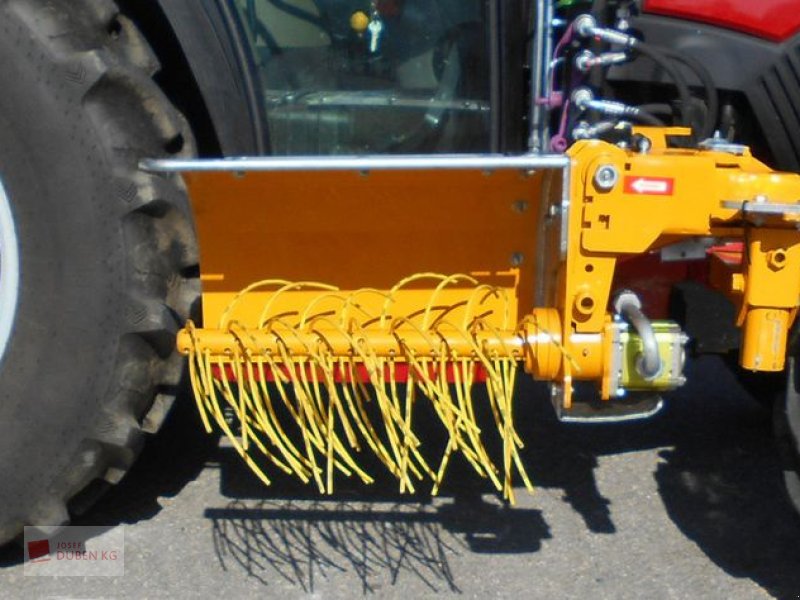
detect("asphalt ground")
[1,354,800,599]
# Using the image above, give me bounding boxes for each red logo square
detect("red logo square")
[27,539,50,562]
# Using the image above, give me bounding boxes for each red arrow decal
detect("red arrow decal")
[624,176,675,196]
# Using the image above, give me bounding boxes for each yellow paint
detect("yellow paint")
[350,11,370,33]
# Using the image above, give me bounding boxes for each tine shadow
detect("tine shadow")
[212,356,800,596]
[205,497,550,594]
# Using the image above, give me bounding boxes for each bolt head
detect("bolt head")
[594,165,619,192]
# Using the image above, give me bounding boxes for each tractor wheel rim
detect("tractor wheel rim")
[0,178,20,364]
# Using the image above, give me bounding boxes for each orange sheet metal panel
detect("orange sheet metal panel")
[182,167,558,329]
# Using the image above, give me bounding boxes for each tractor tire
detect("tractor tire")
[775,356,800,516]
[0,0,198,544]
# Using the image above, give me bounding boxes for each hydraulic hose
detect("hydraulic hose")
[572,88,665,127]
[632,41,693,131]
[614,291,661,380]
[633,108,665,127]
[589,0,610,96]
[573,15,696,135]
[659,48,719,140]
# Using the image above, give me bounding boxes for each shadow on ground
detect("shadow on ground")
[4,355,798,596]
[206,497,549,594]
[205,356,800,596]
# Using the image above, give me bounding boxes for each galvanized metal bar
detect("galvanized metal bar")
[141,154,570,173]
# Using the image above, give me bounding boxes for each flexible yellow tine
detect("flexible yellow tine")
[234,352,250,452]
[479,319,526,447]
[184,324,213,433]
[463,285,500,330]
[306,347,331,439]
[406,321,496,432]
[354,336,411,485]
[218,279,293,328]
[241,358,308,483]
[503,360,534,492]
[207,357,231,424]
[261,326,304,422]
[257,281,339,329]
[406,351,477,461]
[276,342,326,452]
[483,369,510,490]
[247,355,310,480]
[295,356,333,458]
[423,274,479,331]
[260,349,317,479]
[456,353,498,478]
[369,356,425,486]
[296,388,325,493]
[338,288,391,328]
[310,319,406,476]
[388,358,423,492]
[188,356,213,433]
[420,301,470,333]
[316,317,414,480]
[305,342,357,489]
[312,353,374,485]
[436,351,485,475]
[298,293,347,328]
[380,273,449,328]
[324,362,337,494]
[431,437,456,496]
[227,368,293,477]
[452,357,501,490]
[203,363,274,487]
[391,359,411,493]
[303,353,365,483]
[377,350,433,483]
[277,360,327,482]
[230,339,297,476]
[327,356,359,448]
[186,274,542,502]
[401,369,437,482]
[198,348,222,425]
[344,360,403,477]
[275,348,330,487]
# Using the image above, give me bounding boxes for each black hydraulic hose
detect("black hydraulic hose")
[636,102,674,116]
[633,108,665,127]
[572,88,666,127]
[660,48,719,140]
[633,40,693,132]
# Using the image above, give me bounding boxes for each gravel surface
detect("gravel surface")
[1,355,799,599]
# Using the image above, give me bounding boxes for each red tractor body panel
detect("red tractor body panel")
[644,0,800,41]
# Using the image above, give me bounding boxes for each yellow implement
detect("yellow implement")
[144,130,800,499]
